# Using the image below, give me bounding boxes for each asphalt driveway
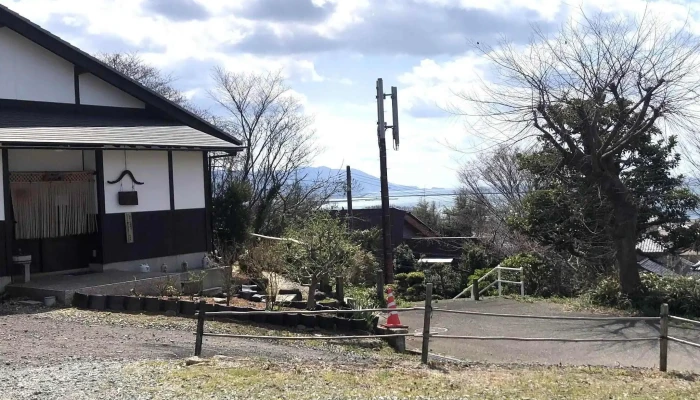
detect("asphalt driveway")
[399,299,700,371]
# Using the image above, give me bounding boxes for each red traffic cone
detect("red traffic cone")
[381,287,407,328]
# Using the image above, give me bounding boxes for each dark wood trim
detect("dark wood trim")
[203,151,212,253]
[101,209,207,264]
[2,149,12,275]
[95,150,106,264]
[73,65,80,105]
[167,151,175,211]
[0,6,242,146]
[0,99,159,118]
[0,143,239,152]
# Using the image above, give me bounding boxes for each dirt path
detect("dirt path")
[400,298,700,371]
[0,303,390,368]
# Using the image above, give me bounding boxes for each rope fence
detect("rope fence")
[192,283,700,372]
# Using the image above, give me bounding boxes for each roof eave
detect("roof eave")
[0,5,243,147]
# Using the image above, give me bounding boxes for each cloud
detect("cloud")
[142,0,211,22]
[44,14,166,53]
[237,0,336,23]
[231,0,563,56]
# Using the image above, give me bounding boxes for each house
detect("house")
[331,207,438,247]
[0,5,243,293]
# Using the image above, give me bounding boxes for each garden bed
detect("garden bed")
[71,292,377,333]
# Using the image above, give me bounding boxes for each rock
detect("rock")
[17,300,42,306]
[201,287,223,296]
[213,297,227,304]
[252,294,266,302]
[314,291,327,301]
[276,294,298,303]
[164,310,177,317]
[185,356,207,366]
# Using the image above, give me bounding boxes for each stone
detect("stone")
[185,356,207,366]
[276,294,297,303]
[17,300,42,306]
[165,309,177,317]
[213,297,228,304]
[201,287,222,296]
[252,294,266,302]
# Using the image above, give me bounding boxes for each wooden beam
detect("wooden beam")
[168,151,175,211]
[95,150,106,264]
[2,149,12,277]
[74,65,81,105]
[203,151,212,253]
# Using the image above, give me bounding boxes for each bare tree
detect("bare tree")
[97,52,214,120]
[457,145,531,248]
[460,11,700,294]
[210,68,342,235]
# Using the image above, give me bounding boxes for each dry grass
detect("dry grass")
[130,358,700,399]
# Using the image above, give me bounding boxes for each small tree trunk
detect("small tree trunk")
[307,275,318,310]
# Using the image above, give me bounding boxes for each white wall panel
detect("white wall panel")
[103,150,169,213]
[79,73,145,108]
[0,28,75,103]
[8,149,84,172]
[172,151,205,210]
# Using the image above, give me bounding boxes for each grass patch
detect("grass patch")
[132,359,700,399]
[509,295,636,316]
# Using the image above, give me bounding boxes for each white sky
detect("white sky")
[2,0,700,188]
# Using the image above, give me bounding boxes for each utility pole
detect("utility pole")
[346,165,353,231]
[376,78,399,284]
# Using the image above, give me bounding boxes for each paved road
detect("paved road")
[399,299,700,371]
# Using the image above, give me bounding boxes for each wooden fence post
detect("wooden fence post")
[520,267,525,296]
[421,282,433,364]
[194,299,206,356]
[471,278,479,301]
[336,276,344,304]
[376,269,385,306]
[660,303,669,372]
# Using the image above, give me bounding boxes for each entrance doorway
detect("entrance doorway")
[10,170,99,273]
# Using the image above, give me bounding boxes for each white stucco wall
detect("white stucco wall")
[8,149,85,172]
[0,28,75,103]
[103,150,169,214]
[79,73,145,109]
[172,151,205,210]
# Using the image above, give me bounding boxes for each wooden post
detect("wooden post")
[335,276,344,304]
[660,303,669,372]
[194,299,206,356]
[421,282,433,364]
[520,267,525,296]
[471,278,479,301]
[307,275,318,310]
[497,267,502,296]
[376,269,385,306]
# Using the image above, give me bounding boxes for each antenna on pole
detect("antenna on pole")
[390,86,399,150]
[375,78,399,284]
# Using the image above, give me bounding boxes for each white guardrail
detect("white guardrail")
[453,265,524,299]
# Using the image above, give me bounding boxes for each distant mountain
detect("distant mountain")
[296,166,453,198]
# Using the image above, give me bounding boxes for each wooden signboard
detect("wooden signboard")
[125,212,134,243]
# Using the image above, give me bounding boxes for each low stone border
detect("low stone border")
[72,293,377,333]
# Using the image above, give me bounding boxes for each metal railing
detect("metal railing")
[453,265,524,299]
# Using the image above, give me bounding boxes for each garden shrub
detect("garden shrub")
[588,273,700,318]
[501,253,558,297]
[392,271,426,301]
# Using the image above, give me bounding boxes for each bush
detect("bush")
[501,253,558,297]
[588,273,700,318]
[393,271,426,301]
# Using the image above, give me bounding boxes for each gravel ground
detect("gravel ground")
[0,301,405,399]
